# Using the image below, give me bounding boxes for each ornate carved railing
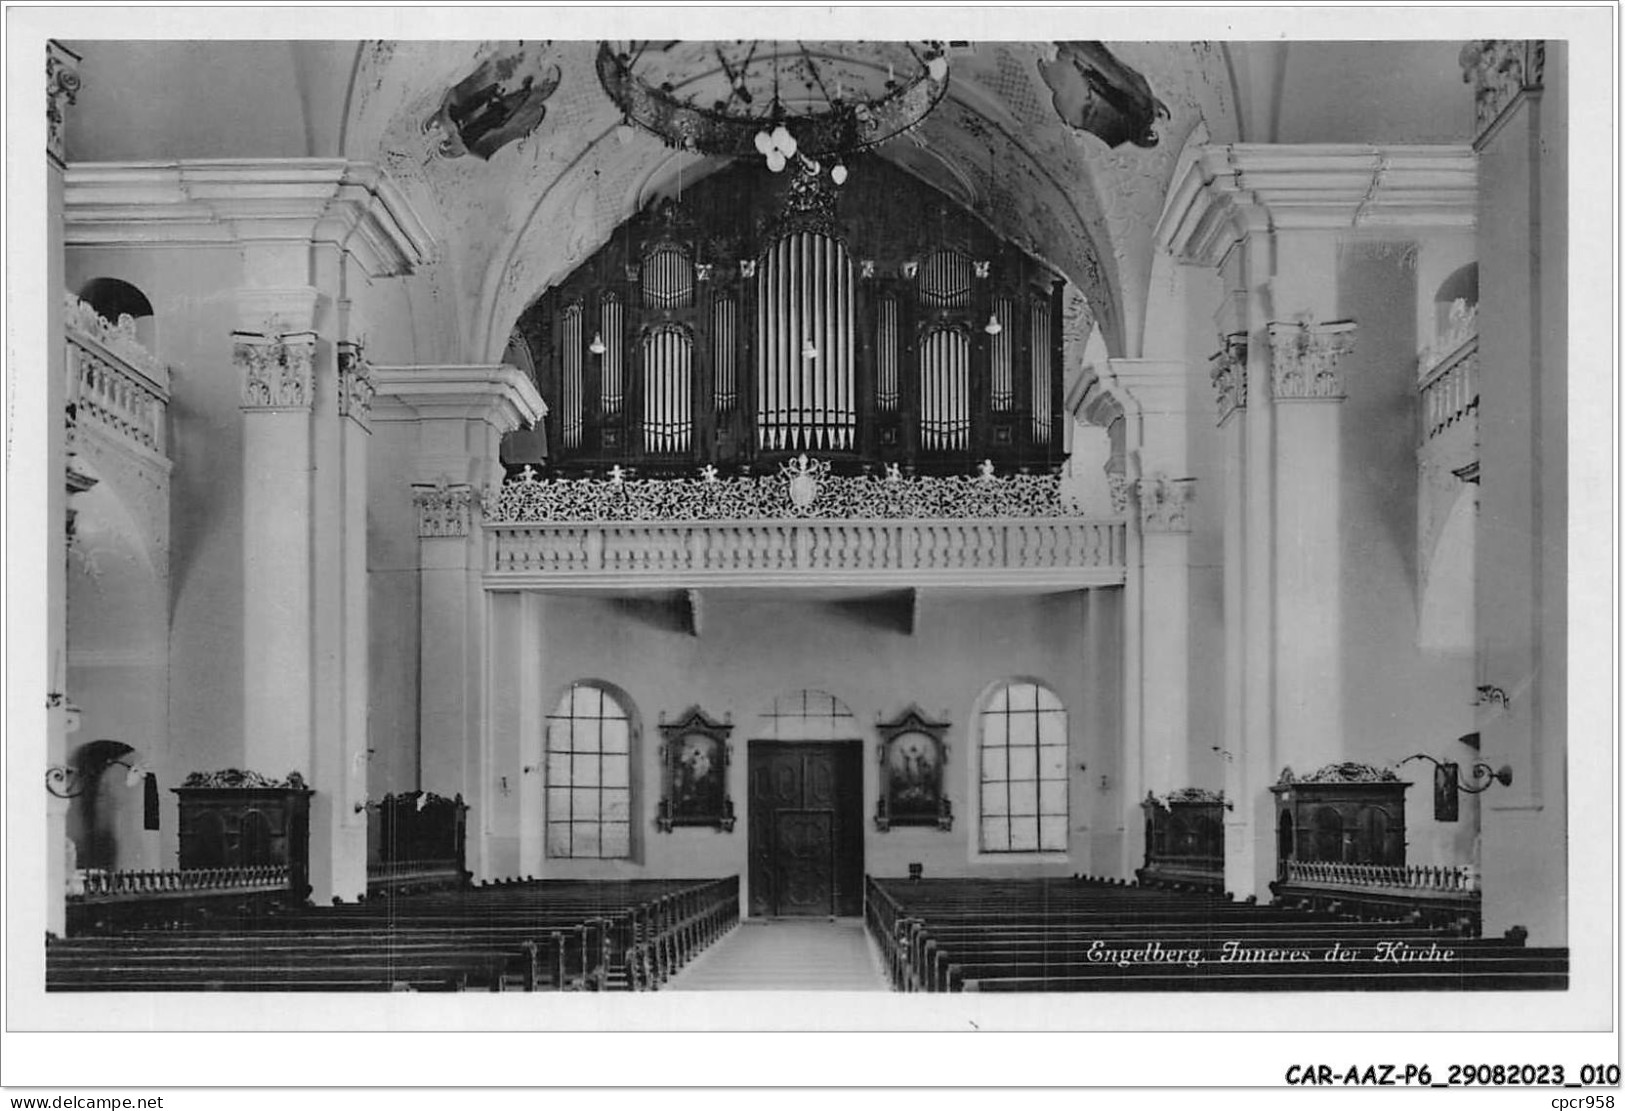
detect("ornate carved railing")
[486,518,1126,586]
[1418,334,1478,442]
[72,864,290,900]
[63,293,169,458]
[1282,859,1479,893]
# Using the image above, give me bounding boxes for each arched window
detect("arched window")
[978,680,1068,853]
[546,683,634,859]
[756,689,857,740]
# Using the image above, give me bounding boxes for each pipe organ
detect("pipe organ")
[520,156,1069,476]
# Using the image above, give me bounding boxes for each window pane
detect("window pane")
[981,712,1007,748]
[601,823,630,858]
[1038,818,1067,852]
[980,816,1010,852]
[575,685,602,717]
[988,685,1009,712]
[1008,781,1038,816]
[1037,711,1066,747]
[573,822,601,857]
[602,789,630,821]
[601,753,628,787]
[1039,780,1068,816]
[1008,816,1039,851]
[546,752,572,786]
[546,787,571,818]
[546,822,572,857]
[601,718,629,753]
[574,753,600,786]
[571,718,601,752]
[1038,746,1067,780]
[547,720,572,752]
[571,788,600,819]
[1008,747,1037,781]
[1036,685,1062,712]
[600,693,627,720]
[980,747,1008,782]
[1013,683,1039,711]
[982,785,1009,815]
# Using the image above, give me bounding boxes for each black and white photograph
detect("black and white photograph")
[2,3,1617,1100]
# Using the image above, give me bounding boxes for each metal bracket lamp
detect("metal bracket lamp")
[1400,752,1513,794]
[46,756,150,799]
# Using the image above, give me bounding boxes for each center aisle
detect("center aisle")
[664,918,890,991]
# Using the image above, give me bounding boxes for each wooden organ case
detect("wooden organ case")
[515,157,1068,477]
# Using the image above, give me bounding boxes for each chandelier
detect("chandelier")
[597,40,950,183]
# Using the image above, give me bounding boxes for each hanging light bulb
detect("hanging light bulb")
[984,313,1003,336]
[927,55,949,82]
[615,121,635,145]
[589,333,607,355]
[801,338,818,361]
[771,124,796,157]
[766,149,787,173]
[831,163,848,185]
[754,129,774,156]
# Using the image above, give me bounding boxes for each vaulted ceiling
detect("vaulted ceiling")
[65,38,1473,363]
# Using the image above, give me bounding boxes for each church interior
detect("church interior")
[17,22,1594,1007]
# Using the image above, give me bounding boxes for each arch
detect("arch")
[1311,806,1344,863]
[754,689,857,741]
[1434,262,1479,306]
[77,278,153,322]
[974,677,1069,855]
[544,680,640,860]
[1277,809,1295,877]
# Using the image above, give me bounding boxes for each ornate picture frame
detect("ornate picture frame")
[874,705,953,831]
[656,706,736,832]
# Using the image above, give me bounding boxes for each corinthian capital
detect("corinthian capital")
[47,41,81,166]
[1460,40,1545,142]
[1266,319,1357,401]
[337,340,374,427]
[413,479,475,538]
[236,332,316,410]
[1209,333,1248,425]
[1137,475,1195,534]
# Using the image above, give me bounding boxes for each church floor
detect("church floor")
[665,917,890,991]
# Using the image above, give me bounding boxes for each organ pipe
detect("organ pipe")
[1030,298,1052,444]
[991,296,1014,411]
[919,328,970,451]
[642,245,694,309]
[756,232,855,452]
[559,303,583,449]
[713,296,738,411]
[877,298,899,411]
[641,326,693,454]
[600,295,625,414]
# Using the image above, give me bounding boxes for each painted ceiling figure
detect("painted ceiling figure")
[1038,41,1169,148]
[426,46,562,160]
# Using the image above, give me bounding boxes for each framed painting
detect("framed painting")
[874,705,952,831]
[656,706,735,832]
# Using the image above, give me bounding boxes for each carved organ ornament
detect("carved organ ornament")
[517,158,1069,478]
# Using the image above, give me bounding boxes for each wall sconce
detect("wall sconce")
[589,333,607,356]
[983,313,1003,336]
[498,775,511,796]
[1099,774,1110,791]
[1474,684,1510,710]
[46,757,150,799]
[1211,746,1234,763]
[522,764,537,776]
[1402,753,1513,796]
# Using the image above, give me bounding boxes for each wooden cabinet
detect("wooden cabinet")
[1137,788,1225,892]
[173,770,312,899]
[1270,763,1410,877]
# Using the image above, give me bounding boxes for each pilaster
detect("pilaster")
[373,365,544,882]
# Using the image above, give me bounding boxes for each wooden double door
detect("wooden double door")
[747,742,864,918]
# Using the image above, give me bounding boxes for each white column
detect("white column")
[1467,40,1567,944]
[43,40,82,937]
[372,366,545,883]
